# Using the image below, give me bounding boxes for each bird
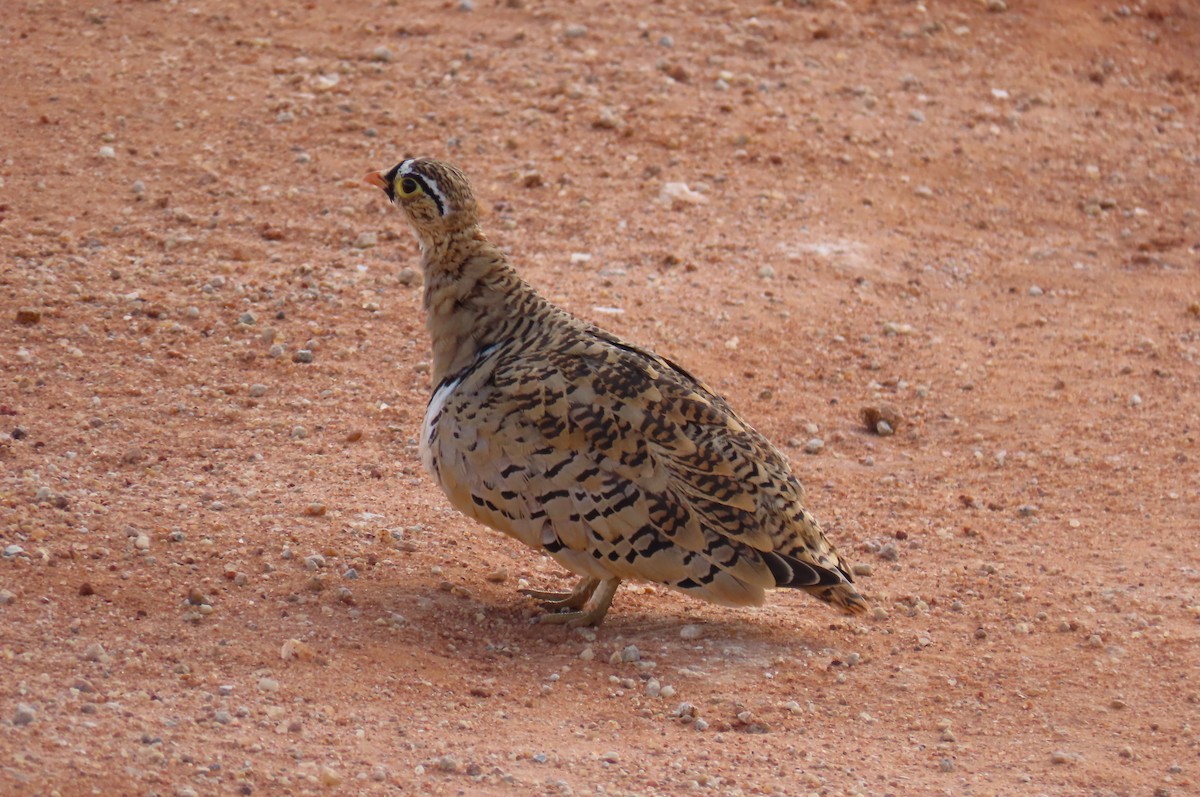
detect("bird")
[365,157,868,627]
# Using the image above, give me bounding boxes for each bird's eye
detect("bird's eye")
[399,177,420,196]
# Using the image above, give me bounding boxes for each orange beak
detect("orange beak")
[364,170,389,191]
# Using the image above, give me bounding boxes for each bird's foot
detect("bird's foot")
[520,576,600,611]
[530,578,620,628]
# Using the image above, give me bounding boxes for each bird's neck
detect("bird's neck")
[420,227,552,386]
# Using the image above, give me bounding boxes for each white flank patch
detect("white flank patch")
[420,375,460,477]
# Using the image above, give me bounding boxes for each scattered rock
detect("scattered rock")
[15,308,41,326]
[679,624,703,640]
[860,405,903,435]
[661,182,708,208]
[803,438,824,455]
[12,703,36,726]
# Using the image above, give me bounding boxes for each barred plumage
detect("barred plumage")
[367,157,868,627]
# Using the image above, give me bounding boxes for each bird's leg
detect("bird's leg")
[520,576,600,610]
[534,578,621,628]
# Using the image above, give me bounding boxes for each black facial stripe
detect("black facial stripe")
[406,173,445,216]
[383,163,403,203]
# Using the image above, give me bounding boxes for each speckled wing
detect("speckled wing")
[425,328,866,613]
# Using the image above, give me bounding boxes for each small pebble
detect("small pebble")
[132,180,146,195]
[353,232,377,249]
[851,563,873,577]
[248,383,267,397]
[877,542,899,561]
[1028,285,1044,297]
[803,438,824,455]
[564,23,588,38]
[303,502,326,517]
[371,46,394,62]
[82,642,108,662]
[98,145,116,159]
[1018,504,1039,517]
[319,766,342,787]
[679,624,703,640]
[435,755,460,773]
[257,677,280,692]
[3,545,24,558]
[291,426,309,439]
[15,308,41,326]
[0,589,15,604]
[1050,750,1073,764]
[621,645,640,662]
[13,703,36,726]
[292,349,314,364]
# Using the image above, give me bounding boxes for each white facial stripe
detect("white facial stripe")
[420,174,448,213]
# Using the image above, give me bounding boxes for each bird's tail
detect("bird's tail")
[807,580,869,616]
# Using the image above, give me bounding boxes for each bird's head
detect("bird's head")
[365,158,480,243]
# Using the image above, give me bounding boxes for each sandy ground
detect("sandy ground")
[2,0,1199,795]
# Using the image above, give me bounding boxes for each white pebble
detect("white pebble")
[98,146,116,159]
[679,624,703,640]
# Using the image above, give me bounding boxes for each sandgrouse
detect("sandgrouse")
[366,157,868,627]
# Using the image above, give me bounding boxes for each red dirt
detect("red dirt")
[2,1,1198,795]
